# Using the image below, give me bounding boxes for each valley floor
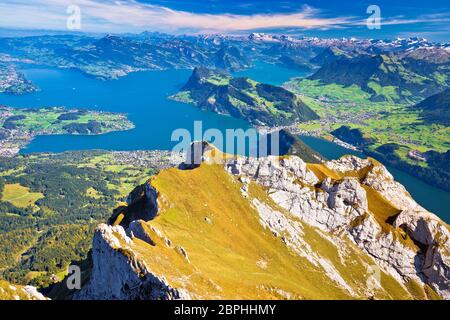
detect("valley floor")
[284,79,450,192]
[0,150,177,288]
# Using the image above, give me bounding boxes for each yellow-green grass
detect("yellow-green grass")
[86,187,101,199]
[299,96,328,117]
[0,166,26,177]
[131,164,351,299]
[0,280,36,300]
[114,163,420,299]
[362,185,417,251]
[362,185,401,226]
[286,79,373,103]
[24,271,46,282]
[1,183,44,208]
[107,181,138,198]
[307,163,342,181]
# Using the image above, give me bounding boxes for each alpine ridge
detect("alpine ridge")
[73,142,450,300]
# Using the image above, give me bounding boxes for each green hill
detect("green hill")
[309,52,449,103]
[171,67,319,126]
[413,88,450,125]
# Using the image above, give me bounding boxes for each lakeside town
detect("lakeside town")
[112,150,184,170]
[0,62,38,95]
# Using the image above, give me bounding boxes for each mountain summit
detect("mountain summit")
[71,143,449,300]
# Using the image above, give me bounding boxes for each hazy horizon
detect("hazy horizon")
[0,0,449,42]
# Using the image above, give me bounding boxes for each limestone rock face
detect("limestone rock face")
[363,164,421,211]
[226,154,450,299]
[393,209,450,297]
[322,177,368,214]
[350,213,381,243]
[74,224,190,300]
[110,181,159,227]
[78,145,450,300]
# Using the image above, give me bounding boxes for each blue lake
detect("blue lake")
[0,67,251,152]
[0,64,448,222]
[234,61,306,86]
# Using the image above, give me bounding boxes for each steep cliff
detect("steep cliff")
[75,144,449,300]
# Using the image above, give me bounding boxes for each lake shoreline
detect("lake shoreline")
[0,65,448,223]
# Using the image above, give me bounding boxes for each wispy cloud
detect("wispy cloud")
[0,0,353,33]
[353,12,450,27]
[1,0,448,37]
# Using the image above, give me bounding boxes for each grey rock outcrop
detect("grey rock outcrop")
[78,144,450,299]
[226,153,450,298]
[74,224,190,300]
[362,163,422,211]
[22,286,48,300]
[322,177,368,215]
[393,209,450,296]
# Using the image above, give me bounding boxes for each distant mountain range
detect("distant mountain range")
[274,129,325,163]
[0,34,251,80]
[0,32,448,97]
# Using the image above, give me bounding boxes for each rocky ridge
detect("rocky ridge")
[75,143,450,300]
[225,153,450,298]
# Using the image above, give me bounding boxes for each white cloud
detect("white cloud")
[0,0,354,33]
[352,13,450,27]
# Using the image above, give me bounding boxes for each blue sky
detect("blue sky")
[0,0,449,41]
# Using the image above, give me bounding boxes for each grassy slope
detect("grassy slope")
[286,79,450,155]
[114,162,423,299]
[1,183,44,209]
[308,52,448,103]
